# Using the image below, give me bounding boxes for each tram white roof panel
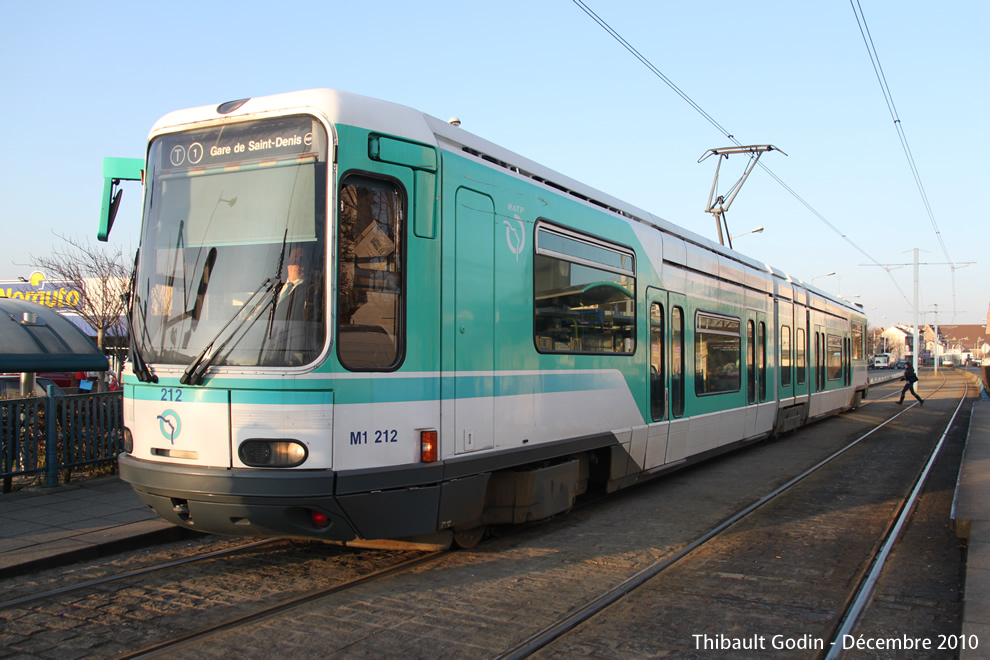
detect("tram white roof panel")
[424,109,775,278]
[148,89,438,145]
[147,88,843,309]
[774,278,795,301]
[149,88,766,269]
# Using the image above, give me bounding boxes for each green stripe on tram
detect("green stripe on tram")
[125,370,629,405]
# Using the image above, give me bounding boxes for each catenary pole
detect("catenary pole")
[913,248,920,375]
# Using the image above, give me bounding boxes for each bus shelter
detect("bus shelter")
[0,298,108,394]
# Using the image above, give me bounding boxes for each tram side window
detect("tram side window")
[650,303,664,421]
[842,337,852,385]
[818,332,826,390]
[759,321,767,402]
[852,322,865,360]
[534,224,636,354]
[696,312,741,396]
[827,334,843,380]
[337,175,405,370]
[781,325,792,387]
[671,306,685,418]
[747,320,756,404]
[796,328,806,385]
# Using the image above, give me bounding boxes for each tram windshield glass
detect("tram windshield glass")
[133,116,329,368]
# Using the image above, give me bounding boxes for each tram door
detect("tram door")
[778,300,795,402]
[746,312,758,406]
[645,291,669,469]
[793,306,809,400]
[744,311,758,438]
[816,324,827,392]
[453,188,496,454]
[744,309,770,437]
[746,312,769,402]
[662,292,689,464]
[811,321,826,416]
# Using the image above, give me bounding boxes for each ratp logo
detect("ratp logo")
[504,215,525,262]
[157,410,181,444]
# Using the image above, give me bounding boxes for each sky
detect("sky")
[2,1,986,331]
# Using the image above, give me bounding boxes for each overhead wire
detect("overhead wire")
[570,0,914,309]
[849,0,957,315]
[571,0,736,143]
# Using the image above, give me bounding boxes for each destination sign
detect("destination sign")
[155,115,324,171]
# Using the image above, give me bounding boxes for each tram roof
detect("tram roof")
[150,88,862,318]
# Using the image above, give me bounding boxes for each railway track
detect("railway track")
[121,550,444,659]
[823,374,969,659]
[0,539,282,611]
[0,536,436,658]
[0,371,971,658]
[505,369,971,658]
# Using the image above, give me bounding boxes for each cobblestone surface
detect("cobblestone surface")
[842,382,968,659]
[533,375,968,659]
[0,538,423,659]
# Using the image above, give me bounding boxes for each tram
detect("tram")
[99,89,868,548]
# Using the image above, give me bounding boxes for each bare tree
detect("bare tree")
[30,234,131,355]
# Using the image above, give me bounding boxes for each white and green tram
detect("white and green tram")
[99,89,869,548]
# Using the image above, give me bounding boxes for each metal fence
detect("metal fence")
[1,388,123,490]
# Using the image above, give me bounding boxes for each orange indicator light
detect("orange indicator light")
[421,430,438,463]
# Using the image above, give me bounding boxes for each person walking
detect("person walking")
[897,362,923,406]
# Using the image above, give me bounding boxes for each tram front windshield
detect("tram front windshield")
[134,116,329,368]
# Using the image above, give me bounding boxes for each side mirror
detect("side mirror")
[98,157,144,241]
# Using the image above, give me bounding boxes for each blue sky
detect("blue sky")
[2,1,985,329]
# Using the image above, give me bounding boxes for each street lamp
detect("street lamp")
[872,317,888,355]
[730,226,764,241]
[811,271,836,284]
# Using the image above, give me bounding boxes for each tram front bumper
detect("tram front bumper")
[118,454,359,542]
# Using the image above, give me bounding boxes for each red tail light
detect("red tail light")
[310,510,330,528]
[421,430,438,463]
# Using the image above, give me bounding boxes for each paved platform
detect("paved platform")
[954,396,990,659]
[0,474,191,580]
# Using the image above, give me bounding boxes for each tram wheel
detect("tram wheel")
[452,525,487,549]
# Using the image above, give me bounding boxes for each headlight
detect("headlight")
[122,427,133,454]
[238,439,308,467]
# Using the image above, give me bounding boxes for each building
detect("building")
[934,324,990,363]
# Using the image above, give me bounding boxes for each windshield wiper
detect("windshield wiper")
[128,298,157,384]
[180,277,274,386]
[124,250,157,384]
[266,229,290,339]
[181,246,218,349]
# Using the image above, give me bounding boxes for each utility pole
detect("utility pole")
[913,248,919,375]
[918,304,964,374]
[863,251,974,374]
[932,303,938,377]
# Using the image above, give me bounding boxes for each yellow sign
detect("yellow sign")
[0,275,83,310]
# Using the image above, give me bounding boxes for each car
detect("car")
[36,372,75,389]
[896,360,907,369]
[0,375,65,400]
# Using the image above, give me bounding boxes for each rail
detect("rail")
[868,371,901,385]
[0,386,123,490]
[497,370,961,659]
